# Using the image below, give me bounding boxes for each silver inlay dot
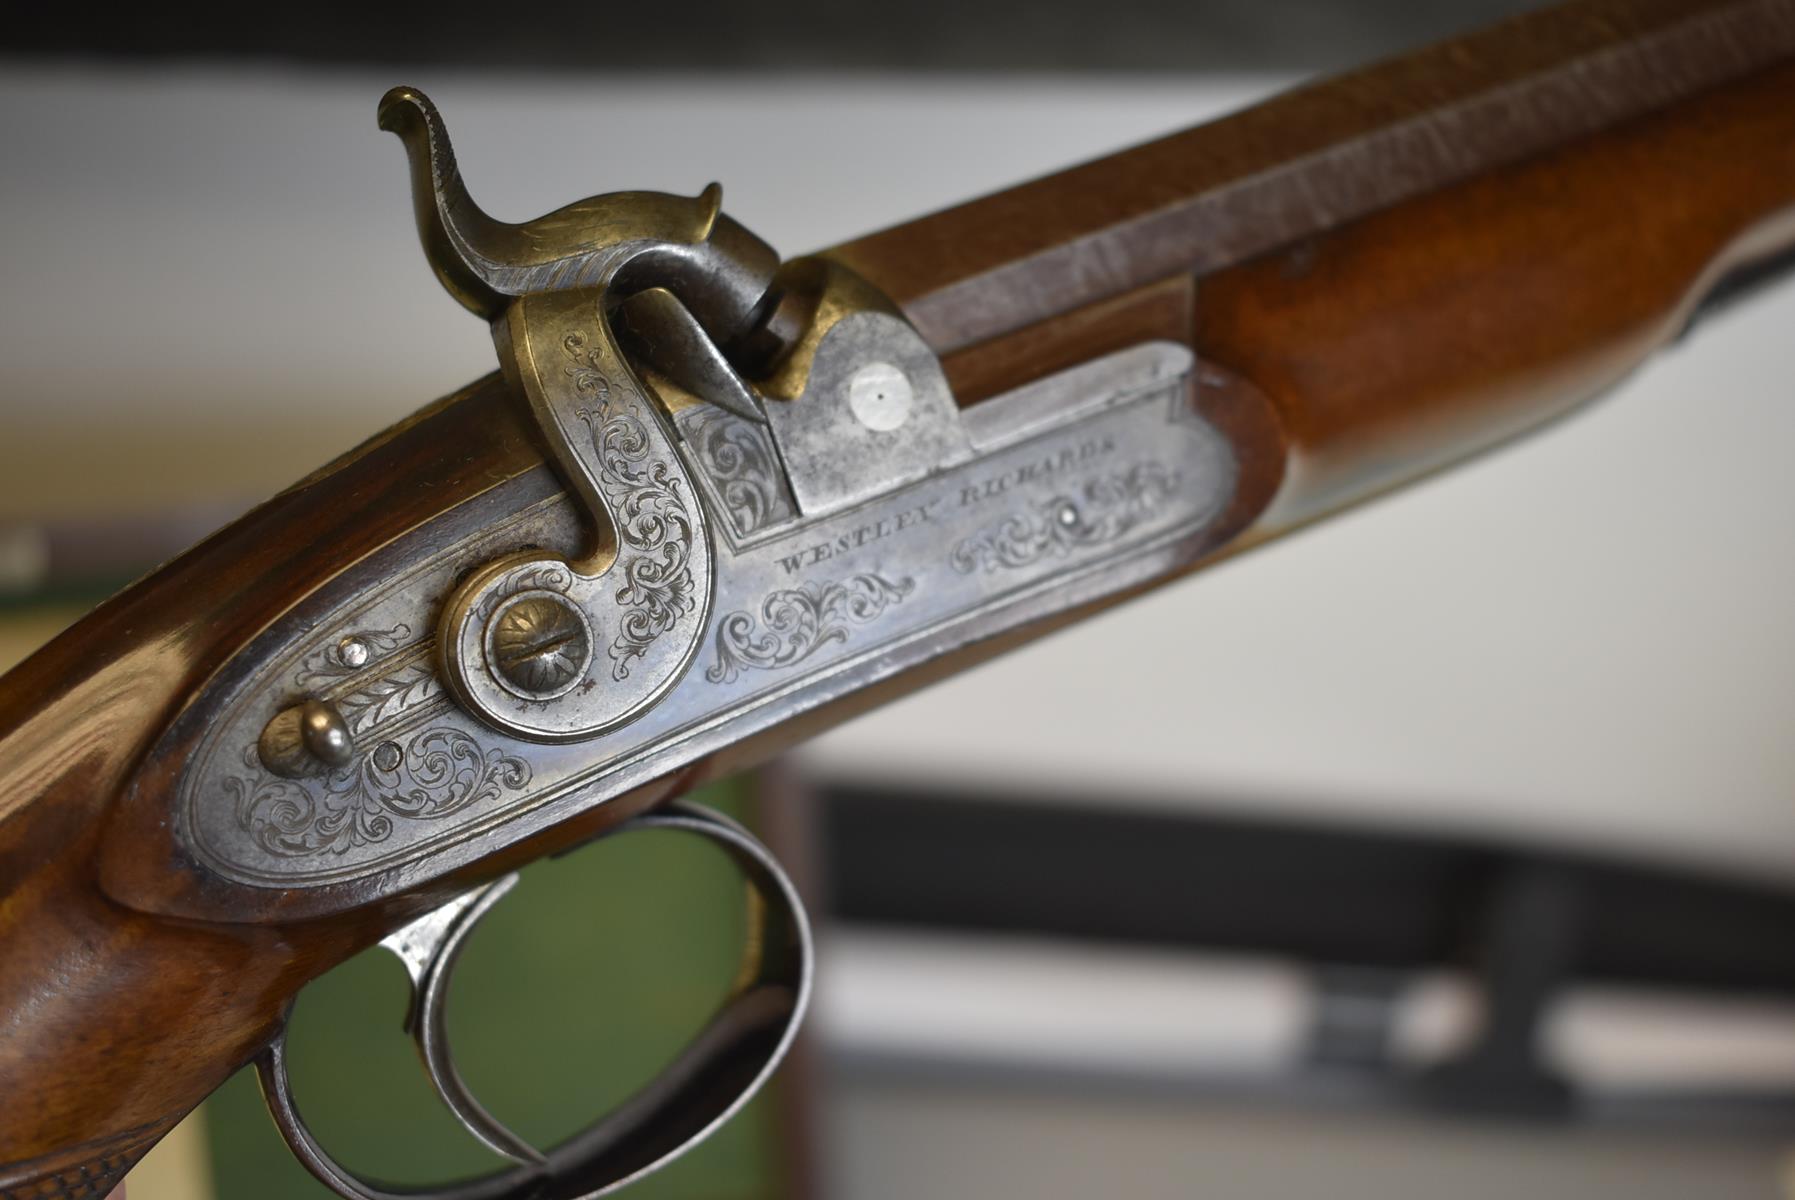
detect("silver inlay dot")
[846,362,913,433]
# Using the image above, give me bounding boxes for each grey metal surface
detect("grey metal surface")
[760,309,971,517]
[172,339,1231,898]
[126,89,1236,917]
[439,290,717,741]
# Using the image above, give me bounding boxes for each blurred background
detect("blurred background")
[5,1,1795,1196]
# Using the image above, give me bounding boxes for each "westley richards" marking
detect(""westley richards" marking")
[776,433,1120,576]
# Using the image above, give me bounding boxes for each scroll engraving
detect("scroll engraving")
[333,661,441,736]
[707,573,914,684]
[470,563,577,624]
[173,342,1224,888]
[226,728,531,857]
[565,332,699,680]
[950,462,1181,574]
[677,406,797,537]
[293,624,442,736]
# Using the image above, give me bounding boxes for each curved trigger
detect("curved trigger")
[380,875,546,1169]
[255,801,811,1200]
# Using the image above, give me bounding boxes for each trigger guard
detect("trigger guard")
[255,801,813,1200]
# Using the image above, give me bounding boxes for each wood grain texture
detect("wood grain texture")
[838,0,1795,537]
[3,0,1794,1189]
[1200,56,1795,530]
[832,0,1795,353]
[0,376,541,1187]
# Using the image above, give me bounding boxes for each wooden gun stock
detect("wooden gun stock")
[3,0,1794,1191]
[0,380,541,1191]
[837,0,1795,530]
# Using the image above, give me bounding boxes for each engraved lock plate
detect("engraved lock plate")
[132,88,1244,912]
[170,339,1237,896]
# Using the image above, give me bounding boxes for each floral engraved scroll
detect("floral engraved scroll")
[227,727,531,857]
[949,462,1181,574]
[293,623,442,737]
[564,331,700,679]
[707,573,914,684]
[676,406,797,538]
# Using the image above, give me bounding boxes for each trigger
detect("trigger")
[380,874,517,1001]
[379,875,547,1169]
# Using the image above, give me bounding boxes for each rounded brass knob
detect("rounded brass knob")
[258,699,354,778]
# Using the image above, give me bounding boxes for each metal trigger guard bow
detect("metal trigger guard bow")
[256,801,813,1200]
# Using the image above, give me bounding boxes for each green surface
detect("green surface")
[203,783,786,1198]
